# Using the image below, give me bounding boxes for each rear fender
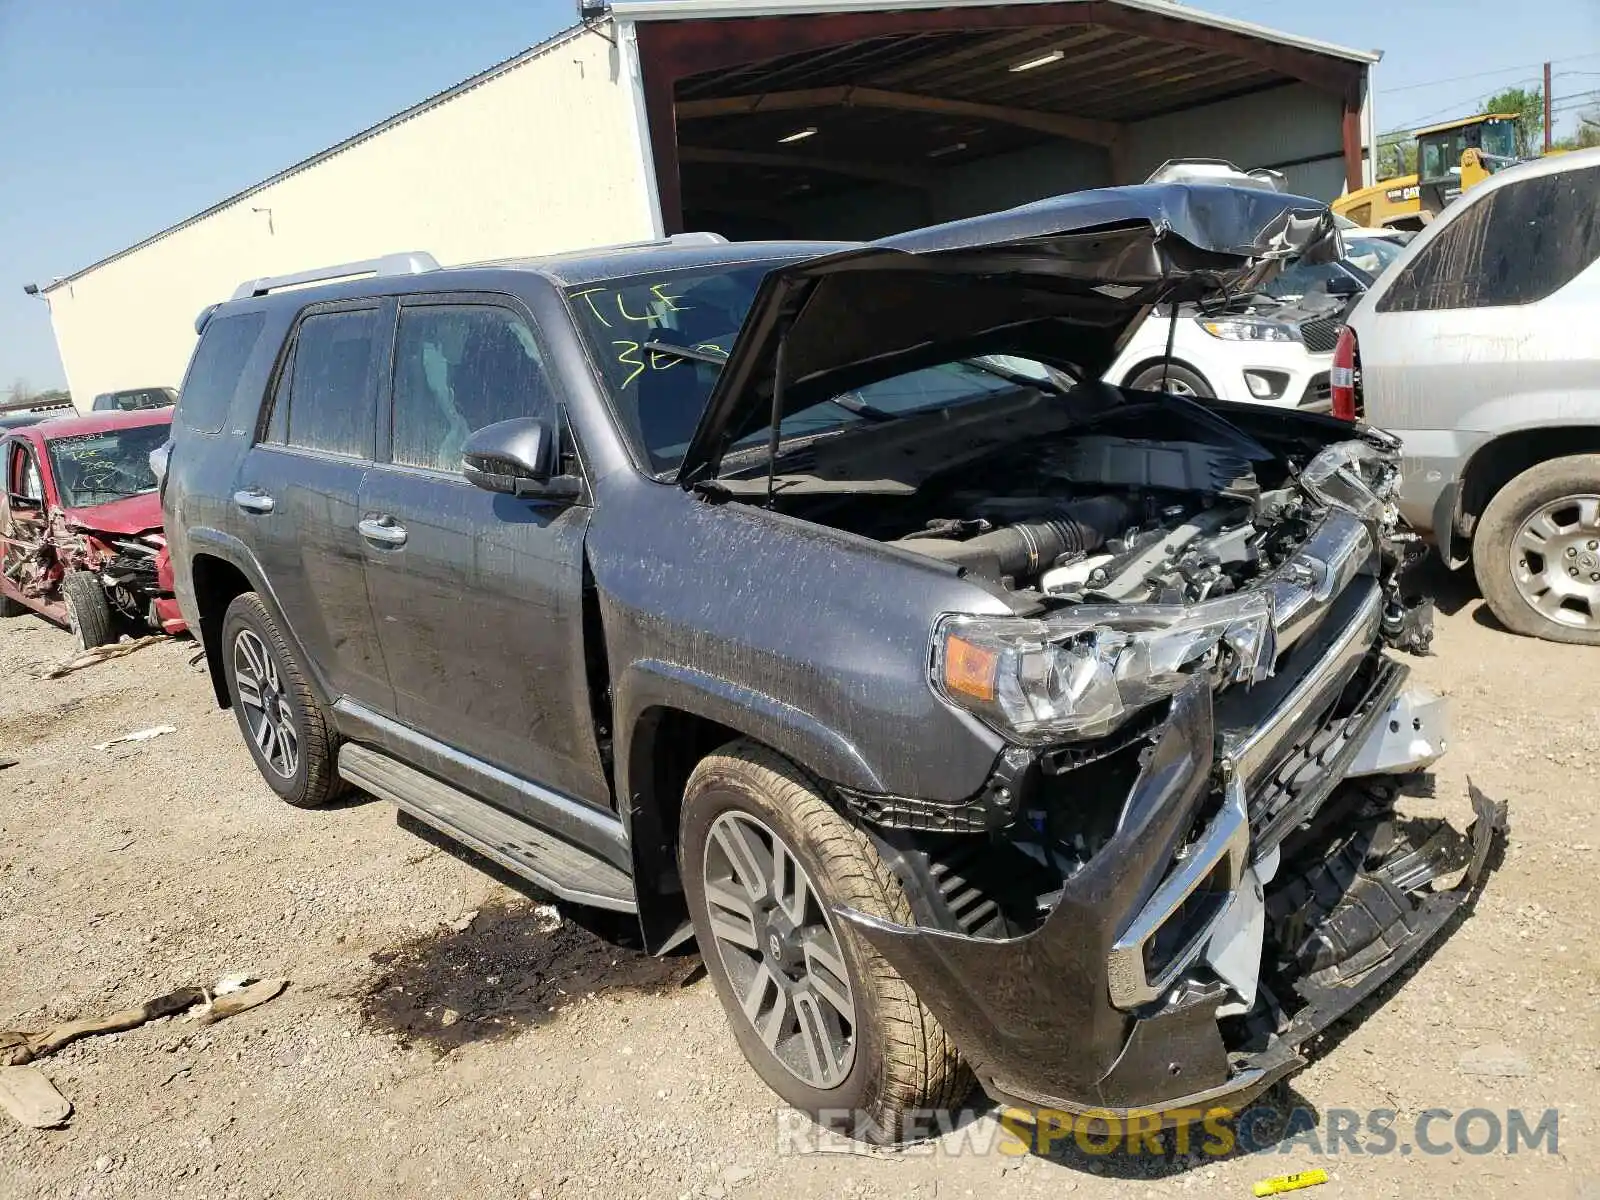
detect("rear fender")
[182,528,330,710]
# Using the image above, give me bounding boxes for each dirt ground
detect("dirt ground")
[1,564,1596,1200]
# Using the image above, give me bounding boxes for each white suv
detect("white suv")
[1106,234,1403,408]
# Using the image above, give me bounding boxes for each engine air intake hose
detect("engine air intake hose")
[895,495,1131,579]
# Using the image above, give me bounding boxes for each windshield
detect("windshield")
[1259,237,1398,301]
[46,423,168,507]
[1480,119,1520,161]
[1341,236,1403,279]
[567,265,1072,477]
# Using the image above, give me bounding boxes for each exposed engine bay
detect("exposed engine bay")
[762,390,1426,634]
[885,433,1292,605]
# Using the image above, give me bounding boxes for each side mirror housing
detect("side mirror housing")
[1325,272,1363,298]
[462,417,581,501]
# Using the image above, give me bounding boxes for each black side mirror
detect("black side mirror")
[1325,272,1363,298]
[462,417,581,501]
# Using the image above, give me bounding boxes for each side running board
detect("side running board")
[338,744,637,913]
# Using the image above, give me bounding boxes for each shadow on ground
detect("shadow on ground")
[359,814,698,1052]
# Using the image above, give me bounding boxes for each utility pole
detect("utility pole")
[1544,60,1553,152]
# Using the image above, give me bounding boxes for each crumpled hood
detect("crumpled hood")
[60,491,163,537]
[677,182,1339,485]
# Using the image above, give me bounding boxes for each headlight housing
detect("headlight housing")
[1299,440,1399,523]
[933,591,1277,744]
[1197,316,1299,343]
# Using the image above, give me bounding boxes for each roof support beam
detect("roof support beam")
[677,86,1121,146]
[677,145,937,189]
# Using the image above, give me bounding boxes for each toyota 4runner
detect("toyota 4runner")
[164,185,1502,1141]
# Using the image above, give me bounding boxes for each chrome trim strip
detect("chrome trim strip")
[1267,507,1374,649]
[1107,777,1250,1010]
[1225,584,1384,790]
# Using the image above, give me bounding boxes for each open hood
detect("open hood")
[676,183,1338,486]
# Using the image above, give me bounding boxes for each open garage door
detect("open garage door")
[622,0,1375,240]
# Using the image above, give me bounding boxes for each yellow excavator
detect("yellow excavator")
[1333,112,1525,231]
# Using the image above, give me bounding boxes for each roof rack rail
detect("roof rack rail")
[230,251,440,301]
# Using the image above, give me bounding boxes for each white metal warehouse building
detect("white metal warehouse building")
[40,0,1380,405]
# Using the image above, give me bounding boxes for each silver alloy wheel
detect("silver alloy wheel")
[232,628,300,779]
[1511,494,1600,631]
[702,810,857,1089]
[1158,377,1198,398]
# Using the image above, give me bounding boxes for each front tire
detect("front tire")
[221,592,344,807]
[1473,454,1600,645]
[62,571,115,650]
[679,741,969,1143]
[1126,361,1214,399]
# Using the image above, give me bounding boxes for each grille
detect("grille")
[1300,317,1342,354]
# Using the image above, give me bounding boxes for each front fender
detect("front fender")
[612,658,887,806]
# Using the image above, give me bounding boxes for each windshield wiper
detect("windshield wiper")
[642,340,728,367]
[826,392,896,421]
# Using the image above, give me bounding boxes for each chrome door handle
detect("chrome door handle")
[358,516,408,547]
[233,488,275,514]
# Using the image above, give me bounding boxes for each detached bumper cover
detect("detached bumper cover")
[838,675,1503,1117]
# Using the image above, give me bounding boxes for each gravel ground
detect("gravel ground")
[1,564,1596,1200]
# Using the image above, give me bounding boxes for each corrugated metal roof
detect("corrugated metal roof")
[610,0,1381,65]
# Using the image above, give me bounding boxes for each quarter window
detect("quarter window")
[390,305,552,473]
[178,312,265,434]
[1378,165,1600,312]
[270,309,380,458]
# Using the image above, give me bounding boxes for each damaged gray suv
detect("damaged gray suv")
[163,185,1501,1141]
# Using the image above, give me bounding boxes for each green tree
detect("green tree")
[1482,85,1544,153]
[1553,101,1600,151]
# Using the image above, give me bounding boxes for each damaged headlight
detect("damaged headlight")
[933,591,1277,744]
[1300,440,1399,523]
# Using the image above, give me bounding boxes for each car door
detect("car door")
[235,298,393,712]
[357,294,610,812]
[1,438,50,615]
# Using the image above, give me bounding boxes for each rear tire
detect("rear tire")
[1473,454,1600,645]
[679,740,970,1143]
[1127,361,1214,399]
[62,571,115,650]
[221,592,344,807]
[0,590,26,618]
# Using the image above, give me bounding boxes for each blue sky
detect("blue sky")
[2,0,1596,390]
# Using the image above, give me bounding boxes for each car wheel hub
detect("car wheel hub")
[702,811,857,1089]
[1512,494,1600,629]
[232,629,300,780]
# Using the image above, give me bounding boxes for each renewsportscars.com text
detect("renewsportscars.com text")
[776,1106,1560,1158]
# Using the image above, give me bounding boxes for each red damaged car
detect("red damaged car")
[0,408,186,648]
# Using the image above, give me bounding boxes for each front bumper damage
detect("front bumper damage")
[839,653,1503,1118]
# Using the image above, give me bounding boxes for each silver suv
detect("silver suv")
[1339,146,1600,644]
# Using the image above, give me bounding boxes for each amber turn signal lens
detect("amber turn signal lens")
[943,634,999,702]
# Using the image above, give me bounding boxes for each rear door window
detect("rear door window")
[178,312,266,433]
[388,304,553,473]
[1378,165,1600,312]
[267,308,381,458]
